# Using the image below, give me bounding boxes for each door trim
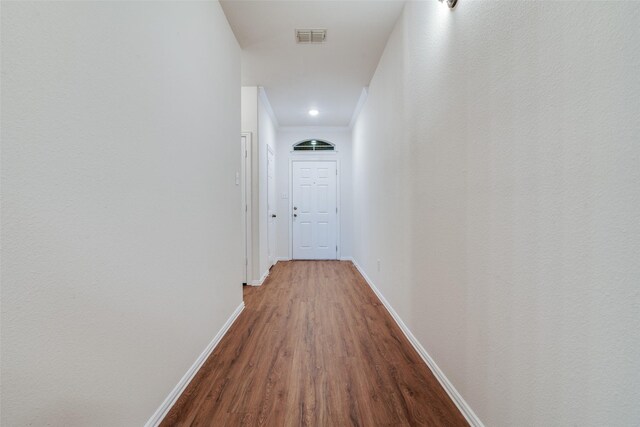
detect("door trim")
[241,132,252,284]
[288,158,340,260]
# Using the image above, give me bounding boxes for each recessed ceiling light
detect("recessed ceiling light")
[308,109,319,116]
[438,0,457,8]
[311,140,317,145]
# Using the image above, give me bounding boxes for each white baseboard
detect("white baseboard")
[339,256,354,262]
[350,260,484,427]
[144,301,245,427]
[276,257,291,263]
[249,269,269,286]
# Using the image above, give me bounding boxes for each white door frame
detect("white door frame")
[241,132,253,284]
[289,157,340,260]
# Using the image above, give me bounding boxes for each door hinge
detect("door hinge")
[245,204,248,212]
[336,245,338,252]
[336,169,338,175]
[245,258,248,266]
[245,150,248,158]
[336,207,338,213]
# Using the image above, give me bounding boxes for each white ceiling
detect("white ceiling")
[220,0,405,127]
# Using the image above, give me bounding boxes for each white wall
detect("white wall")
[1,2,243,425]
[241,87,259,136]
[241,86,277,283]
[276,127,353,260]
[352,1,640,426]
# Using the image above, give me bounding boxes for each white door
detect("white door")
[241,134,251,284]
[292,161,337,260]
[267,146,276,266]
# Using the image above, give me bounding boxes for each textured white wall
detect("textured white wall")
[1,2,243,425]
[352,1,640,426]
[276,127,353,260]
[241,87,259,136]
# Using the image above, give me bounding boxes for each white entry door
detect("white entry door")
[292,161,337,260]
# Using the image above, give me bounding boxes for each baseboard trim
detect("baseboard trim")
[350,259,484,427]
[276,257,291,263]
[144,301,245,427]
[339,256,354,262]
[249,269,269,286]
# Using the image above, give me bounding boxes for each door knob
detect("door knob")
[293,213,297,217]
[271,214,276,218]
[293,206,297,210]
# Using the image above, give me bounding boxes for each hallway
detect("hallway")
[3,1,639,425]
[162,261,467,426]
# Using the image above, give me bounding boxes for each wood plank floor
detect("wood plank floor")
[161,261,468,426]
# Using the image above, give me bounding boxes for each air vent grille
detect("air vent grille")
[295,29,326,44]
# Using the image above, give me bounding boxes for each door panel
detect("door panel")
[317,222,329,248]
[292,161,337,260]
[301,185,312,212]
[300,222,312,248]
[317,185,328,212]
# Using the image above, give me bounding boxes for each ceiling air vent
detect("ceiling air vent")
[295,29,326,44]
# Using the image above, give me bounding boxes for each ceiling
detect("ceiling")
[220,0,406,127]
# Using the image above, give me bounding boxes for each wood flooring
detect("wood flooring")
[161,261,468,426]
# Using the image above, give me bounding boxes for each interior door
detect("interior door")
[241,134,250,284]
[292,161,337,260]
[267,146,276,266]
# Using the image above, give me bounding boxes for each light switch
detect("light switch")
[235,172,240,185]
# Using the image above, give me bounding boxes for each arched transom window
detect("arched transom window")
[292,139,335,151]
